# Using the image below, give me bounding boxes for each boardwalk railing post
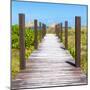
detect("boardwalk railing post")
[57,24,60,38]
[42,24,44,38]
[43,24,46,37]
[42,23,45,38]
[59,24,61,38]
[60,23,63,42]
[45,24,47,35]
[39,22,42,42]
[75,16,81,67]
[55,24,57,36]
[65,21,68,49]
[19,13,26,70]
[34,19,38,49]
[44,24,46,36]
[55,24,59,37]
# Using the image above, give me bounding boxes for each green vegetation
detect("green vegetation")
[61,27,88,74]
[12,24,87,78]
[12,25,35,48]
[12,25,41,79]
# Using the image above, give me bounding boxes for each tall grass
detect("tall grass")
[61,27,87,74]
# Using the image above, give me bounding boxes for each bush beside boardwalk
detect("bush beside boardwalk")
[61,27,88,74]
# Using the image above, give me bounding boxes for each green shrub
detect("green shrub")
[12,25,41,48]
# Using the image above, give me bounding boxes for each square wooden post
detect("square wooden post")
[75,16,81,67]
[58,24,61,38]
[34,19,38,49]
[55,24,57,36]
[42,24,45,38]
[39,22,42,42]
[43,24,45,37]
[41,23,43,40]
[65,21,68,49]
[60,23,63,42]
[44,24,46,36]
[55,24,58,37]
[41,23,43,39]
[57,24,60,38]
[19,14,26,70]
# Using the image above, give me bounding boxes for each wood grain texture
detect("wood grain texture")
[34,19,38,49]
[12,34,87,89]
[65,21,68,49]
[19,14,26,70]
[75,16,81,67]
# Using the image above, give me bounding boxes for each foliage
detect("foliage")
[12,48,34,79]
[12,25,35,48]
[61,27,88,74]
[12,49,19,79]
[11,25,19,48]
[25,28,34,48]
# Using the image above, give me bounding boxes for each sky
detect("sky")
[12,1,88,27]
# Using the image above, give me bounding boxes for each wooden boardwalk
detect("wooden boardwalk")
[12,34,87,89]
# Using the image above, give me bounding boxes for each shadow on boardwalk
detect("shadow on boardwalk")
[12,34,87,89]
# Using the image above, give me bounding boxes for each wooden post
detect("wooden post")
[42,23,44,38]
[34,19,38,49]
[19,14,26,70]
[55,24,57,36]
[57,24,60,38]
[41,23,43,39]
[44,24,46,36]
[55,24,58,37]
[39,22,42,42]
[65,21,68,49]
[58,24,60,38]
[43,24,45,37]
[42,24,45,38]
[60,23,63,42]
[75,16,81,67]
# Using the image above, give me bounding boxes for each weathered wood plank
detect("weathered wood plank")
[12,34,87,89]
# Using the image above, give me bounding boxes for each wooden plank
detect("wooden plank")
[34,19,38,49]
[65,21,68,49]
[12,34,87,89]
[19,14,26,70]
[75,16,81,67]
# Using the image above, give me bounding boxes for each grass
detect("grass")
[12,25,41,79]
[61,27,88,74]
[12,46,34,79]
[12,49,19,79]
